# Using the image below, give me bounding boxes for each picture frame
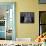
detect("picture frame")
[39,0,46,4]
[0,2,16,40]
[39,11,46,35]
[20,12,34,23]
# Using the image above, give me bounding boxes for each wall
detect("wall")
[0,0,46,40]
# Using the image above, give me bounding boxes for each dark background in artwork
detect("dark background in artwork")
[0,21,5,26]
[20,12,34,23]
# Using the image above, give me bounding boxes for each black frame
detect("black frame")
[39,11,46,35]
[20,12,34,23]
[39,0,46,4]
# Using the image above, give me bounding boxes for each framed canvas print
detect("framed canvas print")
[0,2,16,40]
[20,12,34,23]
[39,11,46,35]
[39,0,46,4]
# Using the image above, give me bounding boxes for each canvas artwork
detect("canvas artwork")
[39,11,46,35]
[20,12,34,23]
[39,0,46,4]
[0,2,16,40]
